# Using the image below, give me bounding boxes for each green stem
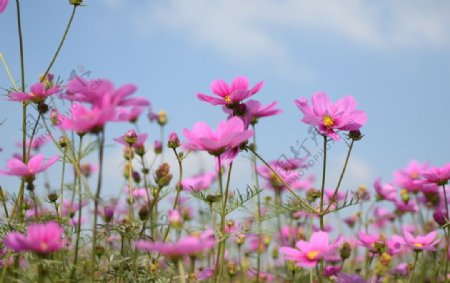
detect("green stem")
[443,185,449,278]
[213,155,224,283]
[324,140,354,213]
[177,259,187,283]
[318,136,328,283]
[41,5,78,80]
[162,148,183,242]
[70,135,83,281]
[251,124,262,283]
[128,145,134,222]
[59,148,68,219]
[91,131,105,281]
[408,252,419,283]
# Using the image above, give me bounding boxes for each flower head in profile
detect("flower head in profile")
[245,99,282,124]
[9,82,59,104]
[0,154,58,183]
[58,103,116,134]
[134,229,216,259]
[0,0,9,13]
[183,117,253,156]
[197,76,263,106]
[181,172,217,192]
[3,221,66,255]
[280,231,341,268]
[422,163,450,186]
[374,178,397,201]
[394,160,429,193]
[403,231,440,252]
[114,131,148,148]
[295,92,367,140]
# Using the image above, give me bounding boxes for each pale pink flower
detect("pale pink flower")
[423,163,450,186]
[181,172,217,192]
[114,132,148,148]
[183,117,253,156]
[294,92,367,140]
[16,135,49,151]
[3,221,66,255]
[134,229,216,258]
[280,231,341,268]
[374,178,397,201]
[0,154,58,182]
[9,82,59,103]
[403,231,440,251]
[197,76,263,106]
[394,160,428,193]
[58,103,116,134]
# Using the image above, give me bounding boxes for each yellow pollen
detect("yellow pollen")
[322,115,334,128]
[224,95,232,104]
[414,243,423,248]
[40,242,49,251]
[306,250,319,260]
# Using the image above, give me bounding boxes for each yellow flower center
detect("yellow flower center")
[40,242,49,251]
[306,250,319,260]
[322,115,334,128]
[414,243,423,248]
[224,95,232,104]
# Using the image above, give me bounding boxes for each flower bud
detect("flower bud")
[324,265,341,277]
[433,210,447,227]
[132,171,141,184]
[348,130,363,141]
[102,205,115,223]
[48,192,58,203]
[226,261,237,277]
[340,242,352,260]
[38,103,49,114]
[157,111,167,126]
[139,206,149,221]
[135,145,145,157]
[59,136,69,148]
[236,234,246,246]
[124,130,138,145]
[380,252,392,266]
[154,140,162,154]
[167,132,180,149]
[154,163,172,187]
[69,0,83,6]
[50,109,59,125]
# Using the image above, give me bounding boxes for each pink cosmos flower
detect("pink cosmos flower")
[422,163,450,186]
[280,231,341,268]
[115,107,145,122]
[197,76,264,106]
[65,77,150,108]
[8,82,59,103]
[181,172,217,192]
[3,221,66,255]
[0,0,8,13]
[294,92,367,140]
[16,135,49,151]
[58,103,116,134]
[394,160,428,193]
[183,117,253,156]
[246,99,282,123]
[374,178,397,201]
[357,232,383,253]
[0,154,58,182]
[403,231,440,251]
[134,229,216,258]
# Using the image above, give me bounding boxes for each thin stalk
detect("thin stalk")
[127,145,134,222]
[324,140,354,213]
[70,135,83,281]
[162,148,183,242]
[213,155,224,283]
[177,259,187,283]
[41,5,78,80]
[217,162,233,281]
[408,251,419,283]
[0,186,9,219]
[251,124,262,283]
[59,147,68,218]
[91,131,105,281]
[318,135,328,283]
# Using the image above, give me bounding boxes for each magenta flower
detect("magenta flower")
[3,221,66,255]
[65,77,150,108]
[357,232,382,253]
[0,0,8,13]
[246,99,282,123]
[16,135,49,151]
[0,154,58,182]
[374,178,397,201]
[403,231,440,252]
[181,172,217,192]
[183,117,253,156]
[134,229,216,259]
[58,103,116,134]
[394,160,428,193]
[115,107,145,123]
[197,76,263,106]
[280,231,341,268]
[423,163,450,186]
[9,82,59,103]
[294,92,367,140]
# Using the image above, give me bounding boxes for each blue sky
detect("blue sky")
[1,0,450,201]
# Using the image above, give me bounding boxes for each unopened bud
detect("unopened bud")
[154,140,162,154]
[124,130,138,145]
[340,242,352,260]
[348,130,363,141]
[168,132,180,149]
[157,111,167,126]
[139,206,149,221]
[48,192,58,203]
